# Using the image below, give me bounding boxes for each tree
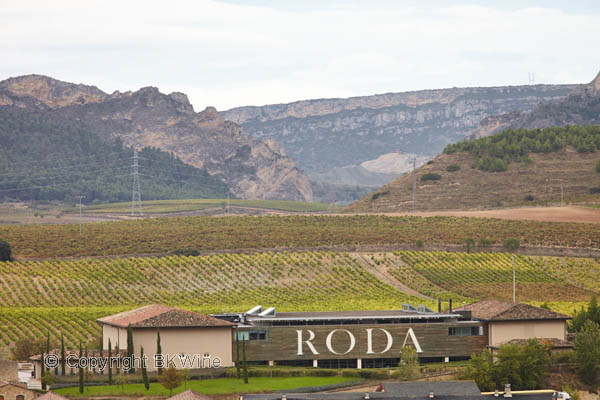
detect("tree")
[519,339,550,389]
[463,349,495,391]
[0,239,12,261]
[570,296,600,332]
[78,341,84,394]
[115,343,120,375]
[156,328,163,376]
[42,331,50,390]
[41,350,46,391]
[41,371,54,390]
[396,347,421,380]
[126,323,134,374]
[242,338,248,384]
[235,332,241,379]
[463,237,475,253]
[115,374,128,393]
[596,159,600,173]
[60,334,66,376]
[574,321,600,386]
[141,346,149,391]
[182,368,190,389]
[158,365,184,396]
[108,339,113,385]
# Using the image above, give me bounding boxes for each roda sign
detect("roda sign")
[296,328,423,356]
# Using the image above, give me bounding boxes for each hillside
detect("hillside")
[0,75,312,201]
[0,250,597,347]
[0,106,230,203]
[222,84,577,187]
[346,126,600,213]
[475,71,600,137]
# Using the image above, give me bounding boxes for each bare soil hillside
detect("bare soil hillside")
[345,149,600,212]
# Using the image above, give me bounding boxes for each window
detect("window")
[17,395,25,400]
[236,330,267,340]
[448,326,481,336]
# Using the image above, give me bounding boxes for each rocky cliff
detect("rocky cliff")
[0,75,312,201]
[222,84,577,179]
[474,71,600,138]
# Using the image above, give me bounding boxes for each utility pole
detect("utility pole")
[131,149,143,216]
[75,196,85,234]
[412,157,417,213]
[513,253,516,304]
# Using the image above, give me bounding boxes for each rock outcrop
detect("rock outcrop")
[222,84,577,177]
[0,75,312,201]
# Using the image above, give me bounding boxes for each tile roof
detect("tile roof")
[36,392,70,400]
[464,300,571,321]
[97,305,235,328]
[168,389,212,400]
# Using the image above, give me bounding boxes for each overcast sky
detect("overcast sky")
[2,0,600,111]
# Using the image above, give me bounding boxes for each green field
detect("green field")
[73,198,333,214]
[1,215,598,258]
[0,250,597,349]
[54,376,355,396]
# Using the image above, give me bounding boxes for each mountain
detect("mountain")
[221,84,577,185]
[0,75,312,201]
[345,125,600,212]
[474,71,600,138]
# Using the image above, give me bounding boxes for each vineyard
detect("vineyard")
[1,215,598,258]
[0,250,598,350]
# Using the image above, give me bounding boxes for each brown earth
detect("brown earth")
[345,149,600,213]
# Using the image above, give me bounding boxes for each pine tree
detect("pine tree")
[60,334,66,376]
[108,339,113,385]
[157,328,163,376]
[141,346,149,391]
[242,339,248,384]
[235,331,241,379]
[126,323,135,374]
[115,343,120,375]
[78,341,84,394]
[41,350,46,391]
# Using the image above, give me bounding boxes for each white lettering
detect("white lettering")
[297,330,319,355]
[402,328,423,353]
[366,328,393,354]
[325,329,356,355]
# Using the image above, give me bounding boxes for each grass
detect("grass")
[54,376,356,396]
[67,198,332,214]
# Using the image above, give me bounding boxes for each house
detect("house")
[462,300,571,350]
[0,382,38,400]
[97,305,235,371]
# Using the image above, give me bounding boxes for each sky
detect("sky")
[1,0,600,111]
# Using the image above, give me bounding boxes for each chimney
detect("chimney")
[429,392,435,399]
[438,299,441,313]
[449,299,453,313]
[494,389,499,397]
[364,393,370,400]
[504,384,512,398]
[281,395,287,400]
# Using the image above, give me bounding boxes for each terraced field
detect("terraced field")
[1,215,598,258]
[0,250,598,350]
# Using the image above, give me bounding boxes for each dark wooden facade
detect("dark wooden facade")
[240,321,488,362]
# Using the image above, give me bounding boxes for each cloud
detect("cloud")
[1,0,599,110]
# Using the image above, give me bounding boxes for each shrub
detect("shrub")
[371,190,390,201]
[427,160,434,165]
[415,240,424,247]
[478,237,492,247]
[420,173,441,182]
[523,194,535,201]
[0,239,12,261]
[596,159,600,173]
[446,164,460,172]
[173,248,200,256]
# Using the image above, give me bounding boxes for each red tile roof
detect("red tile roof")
[168,389,212,400]
[96,305,235,328]
[464,300,571,321]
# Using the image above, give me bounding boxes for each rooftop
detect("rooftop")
[97,305,235,328]
[244,310,458,322]
[463,300,571,322]
[168,389,212,400]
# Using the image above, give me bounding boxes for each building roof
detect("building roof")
[244,309,457,322]
[0,381,34,391]
[463,300,571,321]
[168,389,212,400]
[383,381,481,397]
[96,305,235,328]
[36,391,70,400]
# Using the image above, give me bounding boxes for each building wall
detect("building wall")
[241,322,488,362]
[488,320,566,346]
[102,325,127,351]
[0,384,37,400]
[0,360,18,383]
[131,327,233,371]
